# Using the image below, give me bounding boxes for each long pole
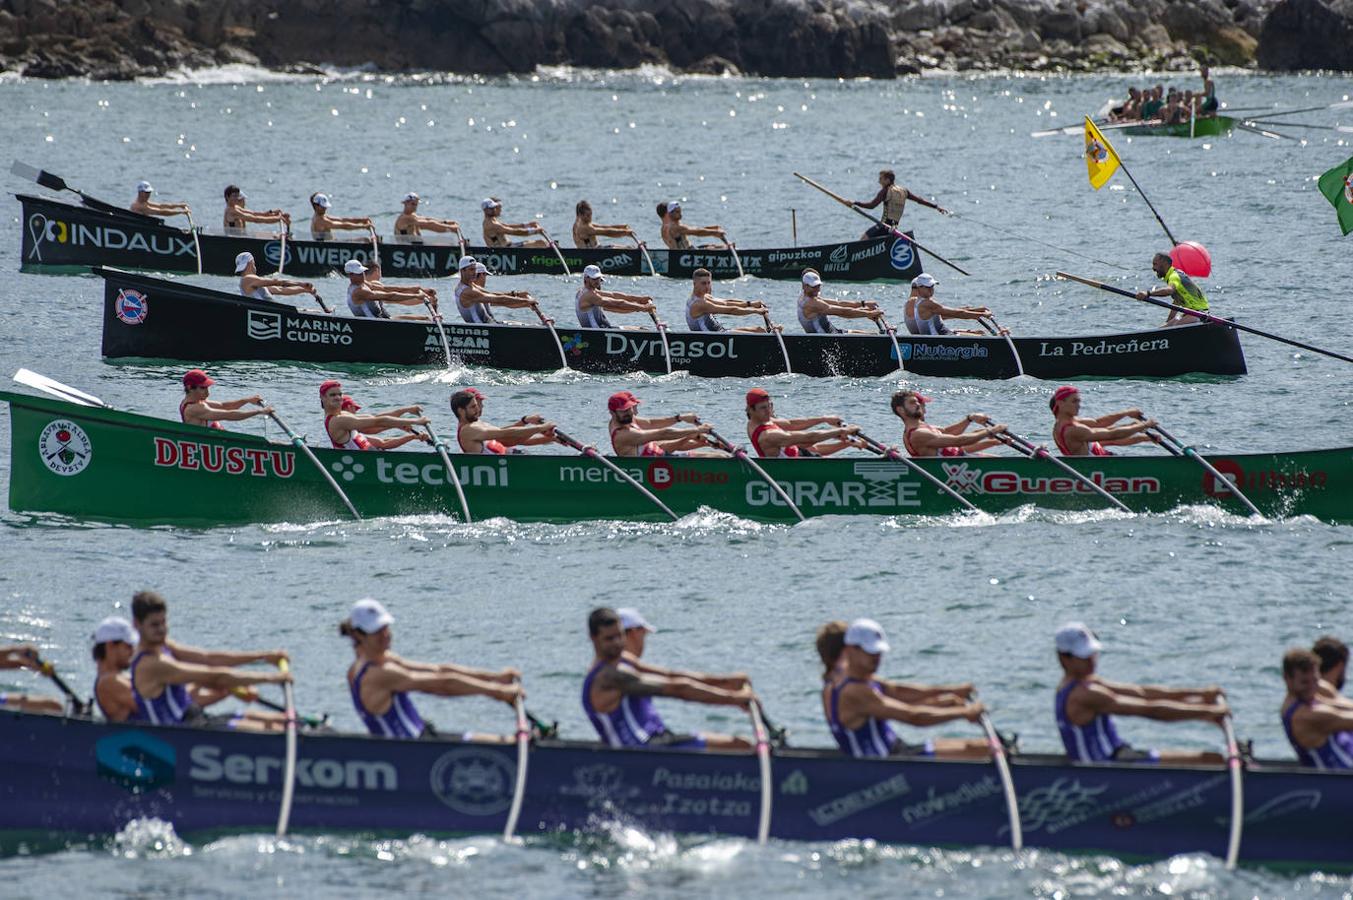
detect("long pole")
[980,315,1024,378]
[791,208,797,246]
[36,656,91,715]
[1222,714,1244,870]
[538,227,572,276]
[425,300,454,368]
[997,430,1132,513]
[749,700,772,845]
[422,423,472,523]
[502,689,530,842]
[267,411,362,520]
[726,238,746,279]
[649,311,673,375]
[633,236,657,277]
[855,431,981,513]
[877,314,906,374]
[533,306,570,370]
[978,707,1022,851]
[185,211,203,276]
[763,312,793,374]
[1104,145,1178,246]
[277,217,288,276]
[1146,420,1262,518]
[700,421,805,522]
[275,659,297,838]
[553,430,678,521]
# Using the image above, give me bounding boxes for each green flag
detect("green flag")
[1318,155,1353,235]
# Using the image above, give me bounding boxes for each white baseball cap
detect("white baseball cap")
[234,251,254,274]
[617,607,656,633]
[474,262,488,275]
[844,618,890,654]
[667,200,681,212]
[135,180,154,194]
[481,198,500,210]
[912,273,938,288]
[802,271,822,288]
[1054,622,1102,659]
[402,192,420,203]
[582,264,604,281]
[457,256,478,271]
[349,598,394,634]
[92,616,137,645]
[312,192,332,209]
[343,258,367,275]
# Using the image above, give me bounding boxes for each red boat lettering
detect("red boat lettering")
[647,461,673,489]
[200,445,225,473]
[177,440,199,470]
[646,462,729,490]
[1204,459,1327,496]
[244,448,269,476]
[154,437,293,478]
[154,437,177,466]
[973,470,1160,495]
[225,447,247,475]
[271,452,294,478]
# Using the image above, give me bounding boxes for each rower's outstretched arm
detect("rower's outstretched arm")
[1083,681,1224,723]
[143,655,290,690]
[852,684,982,727]
[683,224,726,239]
[881,679,973,705]
[596,297,652,314]
[779,416,842,430]
[480,422,555,443]
[854,187,887,209]
[602,667,750,708]
[591,223,634,237]
[379,667,519,703]
[1301,703,1353,736]
[386,654,518,684]
[167,640,285,667]
[234,208,287,225]
[416,216,460,233]
[818,300,880,319]
[625,655,749,689]
[1098,678,1222,703]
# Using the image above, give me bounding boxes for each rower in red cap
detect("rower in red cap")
[451,388,556,454]
[744,387,863,458]
[179,369,273,430]
[889,389,1006,457]
[606,391,724,458]
[1049,386,1158,457]
[320,379,431,451]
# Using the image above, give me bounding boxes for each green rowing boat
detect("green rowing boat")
[1122,115,1234,138]
[4,390,1348,525]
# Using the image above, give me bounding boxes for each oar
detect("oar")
[1239,99,1353,119]
[184,210,203,276]
[424,299,454,368]
[312,291,333,315]
[979,315,1025,378]
[1235,121,1298,141]
[855,430,981,513]
[422,422,472,523]
[277,219,288,276]
[698,420,805,522]
[10,160,162,225]
[538,226,572,276]
[649,310,673,375]
[633,236,657,277]
[876,314,906,374]
[1243,120,1353,132]
[976,701,1022,852]
[532,305,569,370]
[996,430,1132,513]
[794,172,970,276]
[1056,271,1353,365]
[1222,713,1244,870]
[36,656,92,715]
[526,710,558,739]
[762,312,793,374]
[726,238,746,279]
[275,659,297,838]
[553,429,678,521]
[231,688,328,727]
[502,688,530,842]
[13,368,110,407]
[1141,419,1262,518]
[267,410,362,521]
[948,211,1133,271]
[749,698,772,845]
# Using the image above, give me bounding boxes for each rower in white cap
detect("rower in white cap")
[394,192,461,240]
[453,256,540,324]
[480,198,548,248]
[223,184,288,232]
[660,200,729,250]
[903,273,998,337]
[92,616,138,722]
[576,265,657,328]
[129,180,191,220]
[309,192,373,240]
[797,268,884,334]
[235,251,320,303]
[344,258,436,319]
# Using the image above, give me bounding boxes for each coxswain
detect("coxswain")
[573,200,637,248]
[1049,386,1157,457]
[451,387,556,454]
[1313,636,1353,709]
[903,273,999,336]
[309,192,373,239]
[660,200,728,250]
[1199,66,1219,115]
[1282,648,1353,768]
[341,598,523,740]
[686,268,770,332]
[321,379,430,451]
[0,645,63,714]
[607,391,722,458]
[797,269,884,334]
[337,393,434,451]
[223,184,288,231]
[853,169,950,240]
[345,259,435,319]
[890,390,1006,458]
[129,180,190,219]
[453,256,539,324]
[92,616,138,722]
[826,619,990,759]
[614,607,753,692]
[179,369,273,430]
[234,251,319,302]
[576,264,657,328]
[480,198,548,248]
[393,192,461,240]
[1138,252,1209,328]
[583,607,753,750]
[128,590,290,731]
[1055,622,1226,763]
[745,387,862,458]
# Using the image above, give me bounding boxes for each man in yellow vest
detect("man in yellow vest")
[1137,252,1209,328]
[853,170,950,239]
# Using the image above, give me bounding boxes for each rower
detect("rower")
[180,369,273,430]
[573,200,637,248]
[687,267,770,332]
[129,590,291,731]
[745,387,861,458]
[660,200,728,250]
[1108,88,1143,122]
[576,264,657,328]
[815,620,974,707]
[825,618,989,759]
[309,192,373,240]
[1313,636,1353,708]
[451,387,556,454]
[342,597,523,740]
[1140,85,1165,121]
[614,606,753,692]
[337,392,434,451]
[1054,622,1227,763]
[92,616,138,722]
[393,192,461,240]
[583,606,753,750]
[480,198,548,248]
[903,273,1000,336]
[797,269,884,334]
[607,391,723,458]
[618,607,656,658]
[345,258,435,319]
[0,645,63,714]
[853,169,950,240]
[365,259,442,319]
[129,180,190,219]
[235,251,319,302]
[1137,252,1209,328]
[1049,386,1158,457]
[890,389,1006,458]
[321,379,431,451]
[1282,648,1353,769]
[223,184,289,232]
[453,256,539,324]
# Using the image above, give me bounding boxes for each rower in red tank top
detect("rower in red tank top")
[320,379,432,453]
[450,387,555,454]
[1048,386,1159,457]
[889,390,1006,458]
[606,391,725,458]
[178,369,272,431]
[744,387,862,458]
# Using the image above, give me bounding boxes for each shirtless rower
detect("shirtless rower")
[1199,66,1219,115]
[321,379,430,451]
[607,391,723,458]
[453,256,539,324]
[903,274,999,336]
[341,598,522,740]
[797,269,884,334]
[129,590,290,731]
[573,200,637,248]
[179,369,273,430]
[129,180,190,219]
[826,618,989,759]
[890,389,1006,458]
[393,192,461,240]
[345,258,435,320]
[309,192,374,239]
[1282,648,1353,769]
[745,387,862,458]
[583,607,753,750]
[234,252,319,302]
[336,392,433,451]
[1049,386,1157,457]
[1313,636,1353,708]
[853,169,950,240]
[451,387,556,455]
[223,184,289,232]
[575,264,657,328]
[686,267,770,332]
[92,616,137,722]
[661,200,729,250]
[0,644,63,714]
[1137,252,1210,328]
[1054,622,1226,764]
[480,198,548,248]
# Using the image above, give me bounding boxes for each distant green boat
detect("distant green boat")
[1122,115,1234,138]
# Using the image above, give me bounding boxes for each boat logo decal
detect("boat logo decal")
[331,455,366,482]
[25,212,195,259]
[39,419,93,476]
[807,772,912,827]
[779,770,809,795]
[900,775,1001,827]
[1201,458,1327,496]
[114,288,149,325]
[1016,778,1112,834]
[26,213,68,261]
[889,238,915,271]
[828,244,849,264]
[644,460,730,491]
[262,240,293,267]
[941,462,1161,496]
[1233,789,1320,825]
[247,310,283,341]
[95,731,177,792]
[560,333,589,356]
[429,747,515,816]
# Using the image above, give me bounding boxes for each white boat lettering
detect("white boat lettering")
[907,343,990,361]
[942,463,1161,496]
[372,456,507,488]
[290,244,376,267]
[559,464,644,484]
[899,776,1000,826]
[189,745,397,791]
[390,249,437,271]
[605,332,737,361]
[807,773,912,827]
[659,793,752,818]
[63,223,196,257]
[651,768,761,791]
[746,479,919,508]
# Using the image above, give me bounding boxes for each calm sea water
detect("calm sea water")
[2,66,1353,897]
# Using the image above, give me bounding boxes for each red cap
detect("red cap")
[1050,385,1079,412]
[465,387,485,399]
[340,394,361,412]
[182,369,214,389]
[745,387,771,407]
[608,391,640,412]
[319,379,342,398]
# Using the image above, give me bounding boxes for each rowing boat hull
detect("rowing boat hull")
[1,711,1349,869]
[4,392,1346,524]
[18,194,923,282]
[1122,115,1235,138]
[98,269,1248,379]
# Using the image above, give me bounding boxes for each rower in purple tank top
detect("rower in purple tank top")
[1053,622,1228,764]
[91,616,138,722]
[1280,648,1353,769]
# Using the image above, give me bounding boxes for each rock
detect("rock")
[1259,0,1353,70]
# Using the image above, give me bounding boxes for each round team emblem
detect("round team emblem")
[39,419,92,476]
[429,747,515,816]
[114,289,149,325]
[1086,139,1108,164]
[1343,174,1353,205]
[889,238,915,271]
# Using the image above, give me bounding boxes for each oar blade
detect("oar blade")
[11,160,68,192]
[13,368,109,407]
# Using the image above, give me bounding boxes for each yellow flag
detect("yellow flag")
[1084,117,1121,190]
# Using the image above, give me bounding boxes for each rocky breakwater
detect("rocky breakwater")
[1258,0,1353,70]
[0,0,1281,79]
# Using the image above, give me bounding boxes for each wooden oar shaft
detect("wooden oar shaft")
[423,424,472,523]
[855,431,980,513]
[703,424,805,522]
[749,700,772,845]
[538,227,572,276]
[983,315,1024,378]
[763,313,793,374]
[1222,714,1244,869]
[997,431,1131,512]
[979,711,1022,852]
[534,307,570,370]
[1146,421,1262,517]
[38,658,90,714]
[650,312,673,374]
[267,411,362,520]
[502,692,530,841]
[877,315,906,373]
[553,430,678,521]
[425,301,454,368]
[276,659,297,838]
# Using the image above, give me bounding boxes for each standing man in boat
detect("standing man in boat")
[309,192,374,239]
[321,379,431,451]
[853,170,950,240]
[480,198,548,248]
[903,274,1001,336]
[92,616,137,722]
[234,251,320,302]
[342,598,523,740]
[584,606,753,750]
[1054,622,1227,763]
[451,387,557,455]
[576,264,658,328]
[394,192,462,240]
[573,200,638,248]
[686,268,771,332]
[607,391,723,458]
[345,259,436,319]
[1199,66,1219,115]
[890,389,1007,458]
[797,270,884,334]
[179,369,273,430]
[129,180,191,220]
[0,645,63,714]
[223,184,289,232]
[1049,386,1158,456]
[661,201,730,250]
[1138,252,1210,328]
[452,256,539,324]
[1282,648,1353,768]
[337,393,435,451]
[1313,636,1352,707]
[745,387,863,458]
